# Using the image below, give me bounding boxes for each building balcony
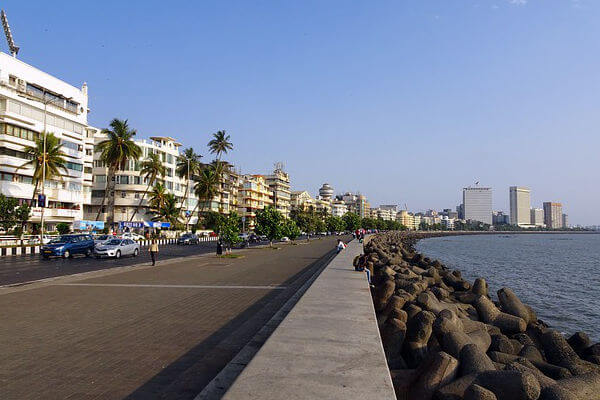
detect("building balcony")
[30,207,81,221]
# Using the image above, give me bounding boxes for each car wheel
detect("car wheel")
[115,250,121,259]
[85,248,92,257]
[63,250,70,259]
[133,248,139,257]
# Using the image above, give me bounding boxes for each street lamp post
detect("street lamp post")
[186,158,190,233]
[19,94,72,244]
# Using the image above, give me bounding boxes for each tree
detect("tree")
[325,215,345,233]
[361,218,377,230]
[219,212,242,251]
[95,119,142,230]
[176,147,202,217]
[56,222,71,235]
[290,210,315,233]
[15,202,31,238]
[208,130,233,159]
[18,132,68,205]
[202,211,225,231]
[151,192,179,226]
[255,206,284,246]
[282,219,301,241]
[148,183,168,211]
[130,153,166,221]
[343,212,361,231]
[0,195,31,235]
[186,166,220,226]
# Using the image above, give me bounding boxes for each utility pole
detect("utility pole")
[186,158,190,233]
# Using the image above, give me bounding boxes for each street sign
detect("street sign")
[37,194,46,208]
[241,216,246,222]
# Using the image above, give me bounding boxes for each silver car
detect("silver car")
[94,238,140,259]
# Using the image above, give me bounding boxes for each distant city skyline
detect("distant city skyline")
[1,0,596,225]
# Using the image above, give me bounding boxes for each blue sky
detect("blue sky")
[3,0,598,225]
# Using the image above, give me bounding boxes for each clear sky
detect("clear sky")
[3,0,598,225]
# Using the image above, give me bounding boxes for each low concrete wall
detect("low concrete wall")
[222,239,395,400]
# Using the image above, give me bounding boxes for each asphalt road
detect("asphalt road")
[0,242,219,286]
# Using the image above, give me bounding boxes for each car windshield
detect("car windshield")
[106,239,122,246]
[49,236,72,244]
[97,235,110,240]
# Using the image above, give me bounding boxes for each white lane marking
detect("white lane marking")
[55,283,287,290]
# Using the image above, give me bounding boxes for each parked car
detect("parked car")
[177,233,199,245]
[281,236,290,242]
[94,238,140,259]
[27,235,53,245]
[121,232,144,241]
[41,234,95,259]
[93,234,113,246]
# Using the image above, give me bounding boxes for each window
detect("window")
[94,160,106,168]
[65,162,83,171]
[133,176,141,185]
[96,175,106,183]
[68,182,82,191]
[84,167,92,174]
[61,140,80,151]
[92,190,104,198]
[166,182,173,190]
[0,123,39,142]
[0,146,34,160]
[0,172,13,181]
[86,149,92,156]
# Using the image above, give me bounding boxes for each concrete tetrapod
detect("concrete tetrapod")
[464,384,497,400]
[472,370,541,400]
[459,343,496,377]
[404,310,436,367]
[540,330,600,375]
[474,295,527,334]
[408,351,458,400]
[539,372,600,400]
[497,287,536,325]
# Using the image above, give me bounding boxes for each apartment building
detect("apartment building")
[530,208,545,227]
[86,136,192,226]
[238,174,273,230]
[330,199,347,217]
[0,52,91,231]
[264,167,291,218]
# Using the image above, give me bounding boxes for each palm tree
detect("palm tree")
[208,130,233,160]
[17,132,68,205]
[129,153,166,222]
[151,192,179,226]
[175,147,202,217]
[186,166,220,227]
[95,119,142,230]
[148,182,168,211]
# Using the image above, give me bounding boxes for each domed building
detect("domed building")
[318,183,334,201]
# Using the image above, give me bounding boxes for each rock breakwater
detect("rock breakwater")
[364,232,600,400]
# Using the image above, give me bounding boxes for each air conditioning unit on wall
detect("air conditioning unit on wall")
[16,78,25,92]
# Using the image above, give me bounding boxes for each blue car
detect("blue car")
[41,234,95,259]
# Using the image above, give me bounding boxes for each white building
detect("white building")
[463,186,492,225]
[509,186,531,226]
[530,208,545,227]
[441,215,455,230]
[0,52,91,231]
[330,199,347,217]
[86,136,194,227]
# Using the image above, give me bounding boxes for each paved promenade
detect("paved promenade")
[222,238,395,400]
[0,237,342,400]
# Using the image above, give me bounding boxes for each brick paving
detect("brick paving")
[0,237,342,400]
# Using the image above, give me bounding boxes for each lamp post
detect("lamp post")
[20,94,72,243]
[186,157,190,233]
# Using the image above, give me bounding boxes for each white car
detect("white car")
[27,235,54,245]
[94,238,140,259]
[121,232,144,241]
[281,237,290,242]
[93,234,113,246]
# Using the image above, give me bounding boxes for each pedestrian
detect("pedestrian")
[336,239,346,253]
[354,253,372,285]
[149,238,158,266]
[216,239,223,255]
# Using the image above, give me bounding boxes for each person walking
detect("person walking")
[149,239,159,266]
[216,239,223,256]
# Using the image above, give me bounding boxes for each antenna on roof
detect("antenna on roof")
[1,10,19,58]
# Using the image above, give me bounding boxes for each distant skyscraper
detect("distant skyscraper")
[463,186,492,225]
[530,208,545,227]
[543,202,563,229]
[456,204,464,220]
[509,187,531,226]
[492,211,510,225]
[562,214,569,229]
